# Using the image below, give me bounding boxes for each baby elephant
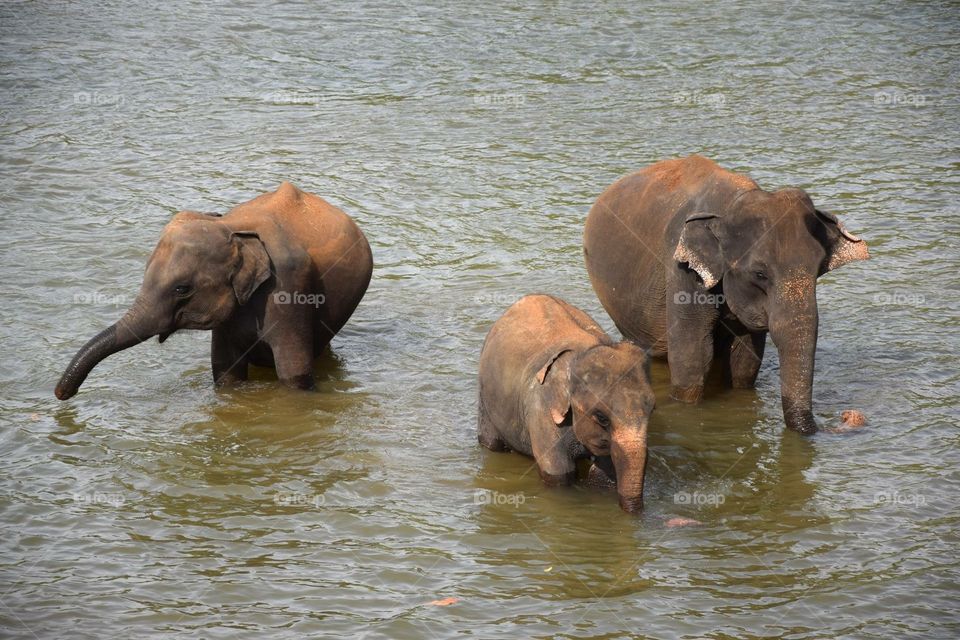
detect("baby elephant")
[477,294,655,513]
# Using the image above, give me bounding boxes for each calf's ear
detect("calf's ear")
[536,349,573,426]
[230,232,273,305]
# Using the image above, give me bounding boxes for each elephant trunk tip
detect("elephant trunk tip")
[618,494,644,514]
[54,383,77,401]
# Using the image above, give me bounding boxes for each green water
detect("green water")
[1,1,958,638]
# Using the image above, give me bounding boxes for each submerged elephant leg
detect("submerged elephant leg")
[211,327,250,386]
[529,415,576,486]
[269,328,317,390]
[724,330,766,389]
[666,318,715,403]
[477,399,508,451]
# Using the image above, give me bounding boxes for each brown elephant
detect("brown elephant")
[55,182,372,399]
[477,294,655,513]
[583,155,869,434]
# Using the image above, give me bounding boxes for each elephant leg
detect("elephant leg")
[211,327,249,386]
[269,328,317,390]
[529,416,576,486]
[477,399,508,452]
[666,307,716,403]
[725,330,766,389]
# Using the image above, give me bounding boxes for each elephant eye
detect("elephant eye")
[754,271,767,281]
[593,411,611,430]
[174,284,192,297]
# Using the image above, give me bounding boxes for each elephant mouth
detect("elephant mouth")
[158,330,176,344]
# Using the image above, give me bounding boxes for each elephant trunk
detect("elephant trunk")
[55,302,157,400]
[610,425,648,513]
[769,281,819,434]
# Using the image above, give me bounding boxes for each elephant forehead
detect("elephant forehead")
[160,224,234,257]
[573,353,652,402]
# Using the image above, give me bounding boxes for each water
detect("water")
[1,1,958,638]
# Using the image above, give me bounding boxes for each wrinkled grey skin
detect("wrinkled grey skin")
[56,182,372,399]
[584,155,869,434]
[477,294,655,513]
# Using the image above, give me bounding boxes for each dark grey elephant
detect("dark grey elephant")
[584,155,869,434]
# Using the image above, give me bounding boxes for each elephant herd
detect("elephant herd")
[55,154,870,513]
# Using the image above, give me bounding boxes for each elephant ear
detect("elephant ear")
[536,349,573,426]
[814,209,870,275]
[231,232,273,305]
[674,212,724,289]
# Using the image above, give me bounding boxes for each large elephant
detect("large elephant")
[55,182,372,399]
[583,155,869,434]
[477,294,655,512]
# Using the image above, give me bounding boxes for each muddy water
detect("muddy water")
[1,1,958,638]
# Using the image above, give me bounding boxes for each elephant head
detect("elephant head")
[538,342,655,512]
[55,212,273,400]
[673,188,869,434]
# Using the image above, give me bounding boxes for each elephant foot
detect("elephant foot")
[281,373,316,391]
[784,410,818,435]
[671,385,704,403]
[477,432,509,452]
[539,468,575,487]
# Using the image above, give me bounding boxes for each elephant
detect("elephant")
[583,155,869,434]
[477,294,656,512]
[55,182,372,399]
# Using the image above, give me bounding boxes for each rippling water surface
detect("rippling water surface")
[1,1,958,638]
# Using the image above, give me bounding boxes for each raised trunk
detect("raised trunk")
[55,307,156,400]
[610,426,648,513]
[769,289,819,435]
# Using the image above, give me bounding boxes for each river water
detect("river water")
[1,1,958,638]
